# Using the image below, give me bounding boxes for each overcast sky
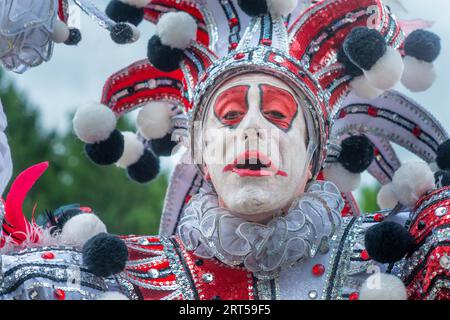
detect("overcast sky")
[5,0,450,187]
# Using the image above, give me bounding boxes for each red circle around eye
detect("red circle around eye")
[214,86,249,127]
[260,85,297,130]
[264,111,289,129]
[222,111,245,126]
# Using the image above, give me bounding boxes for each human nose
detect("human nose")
[239,118,268,142]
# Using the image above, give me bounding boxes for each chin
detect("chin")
[223,182,290,215]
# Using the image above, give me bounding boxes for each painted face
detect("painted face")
[199,73,312,220]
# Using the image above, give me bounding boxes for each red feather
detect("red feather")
[2,162,49,244]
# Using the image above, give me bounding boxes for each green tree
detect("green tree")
[359,185,381,214]
[1,72,167,235]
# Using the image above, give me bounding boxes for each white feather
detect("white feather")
[0,213,106,255]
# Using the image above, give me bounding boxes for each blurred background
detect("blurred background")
[1,0,449,234]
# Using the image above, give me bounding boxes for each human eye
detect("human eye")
[223,110,243,121]
[264,110,286,120]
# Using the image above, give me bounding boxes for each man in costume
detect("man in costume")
[0,0,449,300]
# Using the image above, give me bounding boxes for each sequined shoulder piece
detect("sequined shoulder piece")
[118,235,180,300]
[396,187,450,300]
[0,246,118,300]
[119,235,255,300]
[322,212,388,300]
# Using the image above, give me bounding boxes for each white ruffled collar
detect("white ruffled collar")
[177,181,344,279]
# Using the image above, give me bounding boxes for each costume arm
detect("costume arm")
[400,187,450,300]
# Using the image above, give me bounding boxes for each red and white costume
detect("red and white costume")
[0,0,449,301]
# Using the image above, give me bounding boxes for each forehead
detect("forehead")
[211,73,295,101]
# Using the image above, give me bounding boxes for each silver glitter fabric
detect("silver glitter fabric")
[0,210,423,300]
[0,0,57,73]
[73,0,115,30]
[331,90,449,183]
[178,181,343,279]
[0,246,124,300]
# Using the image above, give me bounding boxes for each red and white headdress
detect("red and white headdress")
[73,0,443,195]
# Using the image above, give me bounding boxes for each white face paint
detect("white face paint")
[199,73,312,221]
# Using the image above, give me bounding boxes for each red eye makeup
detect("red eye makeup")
[259,84,298,130]
[213,83,298,130]
[213,85,250,127]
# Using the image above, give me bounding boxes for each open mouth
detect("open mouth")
[223,151,288,177]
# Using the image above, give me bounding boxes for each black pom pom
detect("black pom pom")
[404,29,441,63]
[64,28,82,46]
[82,233,128,277]
[85,130,124,166]
[337,47,364,77]
[435,170,450,188]
[110,23,136,44]
[127,150,160,183]
[365,221,415,263]
[343,27,387,71]
[338,135,374,174]
[237,0,268,17]
[436,139,450,170]
[105,0,144,26]
[147,35,184,72]
[150,133,178,157]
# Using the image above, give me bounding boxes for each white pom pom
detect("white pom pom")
[360,273,407,300]
[127,22,141,42]
[116,132,144,168]
[73,103,117,144]
[429,161,440,173]
[377,183,398,209]
[156,12,197,49]
[137,102,173,140]
[119,0,148,8]
[60,214,107,246]
[97,292,129,300]
[51,20,70,43]
[350,75,384,99]
[268,0,298,17]
[323,163,361,192]
[364,47,404,90]
[392,161,435,207]
[401,56,436,92]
